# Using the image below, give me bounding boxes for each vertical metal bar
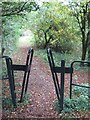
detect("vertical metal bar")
[60,60,65,111]
[24,49,33,95]
[24,72,30,95]
[70,61,90,99]
[70,67,73,99]
[50,49,61,97]
[20,50,30,102]
[47,49,61,101]
[20,48,33,102]
[20,71,27,102]
[11,62,15,92]
[6,57,16,107]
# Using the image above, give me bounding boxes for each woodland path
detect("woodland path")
[2,47,89,119]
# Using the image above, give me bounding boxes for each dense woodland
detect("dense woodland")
[1,0,90,61]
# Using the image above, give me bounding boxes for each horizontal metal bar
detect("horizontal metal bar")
[72,83,90,88]
[0,55,10,59]
[2,77,9,80]
[12,65,27,71]
[53,67,73,73]
[71,60,90,67]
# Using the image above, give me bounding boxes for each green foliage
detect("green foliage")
[54,85,90,118]
[2,2,39,16]
[2,97,13,110]
[2,15,23,56]
[26,2,81,52]
[2,82,30,111]
[70,1,89,61]
[2,15,26,77]
[2,61,7,78]
[2,1,82,54]
[2,94,30,112]
[0,59,2,79]
[72,84,89,97]
[55,95,89,113]
[0,58,8,79]
[35,48,81,66]
[35,49,48,62]
[63,97,89,113]
[22,94,30,105]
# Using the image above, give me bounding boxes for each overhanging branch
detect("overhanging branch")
[2,2,39,16]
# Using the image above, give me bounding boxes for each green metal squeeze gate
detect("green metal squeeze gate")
[1,48,90,110]
[47,48,90,111]
[1,48,34,107]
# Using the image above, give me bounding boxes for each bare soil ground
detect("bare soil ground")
[1,47,90,119]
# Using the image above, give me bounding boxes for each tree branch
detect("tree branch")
[75,13,82,32]
[2,2,39,16]
[2,2,27,16]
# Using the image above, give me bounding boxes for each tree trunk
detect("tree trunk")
[81,41,88,61]
[44,32,48,49]
[81,30,86,60]
[87,5,90,98]
[44,32,52,49]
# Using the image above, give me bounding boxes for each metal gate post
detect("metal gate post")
[70,60,90,99]
[20,48,34,102]
[24,49,34,95]
[47,48,61,102]
[70,65,73,99]
[6,57,16,107]
[60,60,65,111]
[47,49,69,111]
[1,48,33,106]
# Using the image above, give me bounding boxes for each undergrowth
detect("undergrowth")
[35,48,90,72]
[54,85,90,118]
[35,48,81,66]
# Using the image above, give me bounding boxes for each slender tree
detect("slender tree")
[87,1,90,98]
[87,2,90,62]
[71,1,89,61]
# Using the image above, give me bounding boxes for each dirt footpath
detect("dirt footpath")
[2,47,89,119]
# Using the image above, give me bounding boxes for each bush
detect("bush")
[54,85,90,117]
